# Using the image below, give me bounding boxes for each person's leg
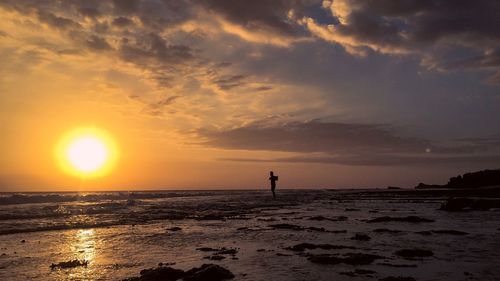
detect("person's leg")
[272,188,276,198]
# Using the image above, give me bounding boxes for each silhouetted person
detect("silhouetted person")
[269,171,278,198]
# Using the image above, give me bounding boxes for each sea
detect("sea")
[0,189,499,280]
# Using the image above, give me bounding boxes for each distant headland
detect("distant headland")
[415,169,500,189]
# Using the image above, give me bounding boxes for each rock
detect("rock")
[415,231,433,236]
[351,233,371,241]
[197,247,238,258]
[197,247,219,252]
[184,264,235,281]
[167,227,182,231]
[216,248,238,255]
[123,264,234,281]
[395,249,434,258]
[306,227,328,232]
[308,215,347,221]
[158,262,176,266]
[432,230,468,235]
[269,223,304,230]
[137,266,185,281]
[21,240,26,243]
[286,243,356,252]
[341,269,377,276]
[50,259,88,269]
[379,277,416,281]
[367,216,434,223]
[373,228,402,233]
[204,255,225,260]
[345,208,360,211]
[308,253,383,265]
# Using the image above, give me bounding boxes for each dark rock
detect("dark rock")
[123,264,234,281]
[167,227,182,231]
[184,264,235,281]
[196,247,238,256]
[432,230,468,235]
[373,228,402,233]
[306,226,328,232]
[341,269,377,276]
[367,216,434,223]
[269,223,304,231]
[377,262,417,268]
[216,248,238,255]
[351,233,371,241]
[308,215,347,221]
[137,266,185,281]
[395,249,434,258]
[158,262,176,266]
[50,259,88,269]
[345,208,360,211]
[204,255,225,260]
[286,243,356,252]
[415,231,433,236]
[197,247,219,252]
[379,277,416,281]
[276,253,292,256]
[21,240,26,243]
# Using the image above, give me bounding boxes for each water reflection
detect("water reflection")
[73,229,96,263]
[56,228,100,280]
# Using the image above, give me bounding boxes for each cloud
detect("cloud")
[221,154,500,167]
[199,119,430,154]
[200,119,500,166]
[112,16,133,27]
[304,0,500,81]
[86,35,112,50]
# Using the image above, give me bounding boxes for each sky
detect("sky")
[1,0,500,191]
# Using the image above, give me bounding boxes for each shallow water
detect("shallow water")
[0,189,499,280]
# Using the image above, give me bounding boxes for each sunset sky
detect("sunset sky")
[1,0,500,191]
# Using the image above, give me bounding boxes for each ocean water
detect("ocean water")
[0,189,499,280]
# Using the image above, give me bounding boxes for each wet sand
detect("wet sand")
[1,188,499,280]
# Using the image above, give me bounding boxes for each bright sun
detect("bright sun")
[56,127,119,178]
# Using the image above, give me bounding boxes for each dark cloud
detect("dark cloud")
[36,11,81,30]
[112,16,133,27]
[202,0,319,38]
[213,74,247,90]
[199,119,430,154]
[255,86,273,91]
[200,119,500,166]
[221,154,500,167]
[78,7,100,18]
[310,0,500,82]
[119,33,194,64]
[86,35,112,50]
[112,0,139,15]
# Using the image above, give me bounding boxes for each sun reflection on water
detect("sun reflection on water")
[56,228,101,280]
[74,229,96,263]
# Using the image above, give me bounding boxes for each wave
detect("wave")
[0,191,228,205]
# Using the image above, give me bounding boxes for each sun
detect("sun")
[56,127,119,178]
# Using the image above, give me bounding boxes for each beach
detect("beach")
[1,189,499,280]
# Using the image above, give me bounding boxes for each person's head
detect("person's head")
[270,171,274,176]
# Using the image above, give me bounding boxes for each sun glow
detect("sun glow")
[56,127,119,178]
